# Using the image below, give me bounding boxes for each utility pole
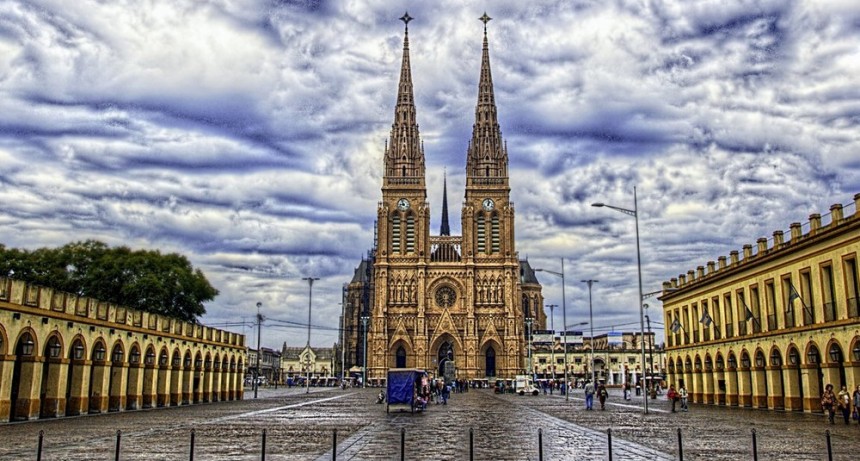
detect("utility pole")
[255,302,262,399]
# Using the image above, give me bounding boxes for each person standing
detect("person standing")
[679,385,689,412]
[821,383,837,424]
[853,385,860,426]
[667,385,678,412]
[838,385,851,424]
[598,383,608,410]
[584,381,595,410]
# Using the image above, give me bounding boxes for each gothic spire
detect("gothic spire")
[440,168,450,236]
[466,12,507,185]
[384,12,425,187]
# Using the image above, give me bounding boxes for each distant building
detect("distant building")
[530,331,662,386]
[341,15,544,385]
[246,347,280,383]
[279,342,336,385]
[0,277,246,422]
[662,194,860,412]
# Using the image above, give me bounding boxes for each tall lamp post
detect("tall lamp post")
[535,258,570,401]
[525,317,534,380]
[592,186,648,414]
[545,304,557,378]
[302,277,320,394]
[254,301,262,399]
[581,280,598,385]
[644,304,654,392]
[361,313,370,388]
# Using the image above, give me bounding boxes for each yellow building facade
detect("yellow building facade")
[0,277,246,422]
[661,194,860,412]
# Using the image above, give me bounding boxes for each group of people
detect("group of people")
[666,384,689,412]
[820,384,860,425]
[583,381,610,410]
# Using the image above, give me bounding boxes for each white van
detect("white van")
[514,375,539,396]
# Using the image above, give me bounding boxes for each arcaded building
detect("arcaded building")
[661,194,860,412]
[343,15,544,384]
[0,277,246,422]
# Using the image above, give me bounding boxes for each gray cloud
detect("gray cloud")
[1,0,858,348]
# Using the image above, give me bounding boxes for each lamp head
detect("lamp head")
[591,203,605,208]
[256,302,262,308]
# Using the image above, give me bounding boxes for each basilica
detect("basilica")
[342,14,545,383]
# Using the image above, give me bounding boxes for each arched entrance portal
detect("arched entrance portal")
[485,347,496,377]
[438,342,454,381]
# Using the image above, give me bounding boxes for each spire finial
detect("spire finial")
[400,12,413,32]
[479,12,492,33]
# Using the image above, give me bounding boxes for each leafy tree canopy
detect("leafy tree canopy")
[0,240,218,322]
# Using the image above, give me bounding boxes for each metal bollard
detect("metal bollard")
[751,428,757,461]
[190,429,195,461]
[400,428,405,461]
[36,430,44,461]
[825,429,832,461]
[677,428,683,461]
[332,429,337,461]
[538,428,543,461]
[607,428,613,461]
[115,430,122,461]
[469,428,474,461]
[261,428,267,461]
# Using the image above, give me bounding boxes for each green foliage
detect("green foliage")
[0,240,218,322]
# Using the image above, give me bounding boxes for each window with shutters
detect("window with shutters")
[477,214,486,253]
[392,214,401,254]
[405,214,415,253]
[491,214,500,253]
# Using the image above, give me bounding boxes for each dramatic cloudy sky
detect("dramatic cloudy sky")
[2,0,859,350]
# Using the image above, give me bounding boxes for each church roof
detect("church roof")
[520,260,541,285]
[350,259,371,284]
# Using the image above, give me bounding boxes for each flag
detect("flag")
[670,318,682,333]
[699,311,713,327]
[787,281,801,312]
[741,296,754,321]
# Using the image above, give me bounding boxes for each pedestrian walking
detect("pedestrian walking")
[584,381,595,410]
[821,383,837,424]
[667,385,678,412]
[838,385,851,424]
[598,383,608,410]
[853,385,860,425]
[679,385,688,411]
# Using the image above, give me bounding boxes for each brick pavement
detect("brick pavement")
[1,386,859,460]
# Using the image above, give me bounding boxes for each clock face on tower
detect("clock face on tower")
[397,198,410,211]
[482,198,495,211]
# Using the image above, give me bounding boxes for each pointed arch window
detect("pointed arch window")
[476,214,486,253]
[396,346,407,368]
[405,214,415,253]
[391,214,401,254]
[491,213,500,253]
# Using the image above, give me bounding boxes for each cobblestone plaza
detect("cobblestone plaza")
[2,386,859,460]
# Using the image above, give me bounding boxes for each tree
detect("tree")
[0,240,218,322]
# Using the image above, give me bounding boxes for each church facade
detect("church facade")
[343,14,544,384]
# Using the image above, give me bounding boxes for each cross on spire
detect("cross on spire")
[400,12,413,32]
[479,12,492,33]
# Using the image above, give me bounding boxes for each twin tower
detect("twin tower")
[345,13,544,383]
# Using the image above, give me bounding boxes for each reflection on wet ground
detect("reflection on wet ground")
[2,387,858,460]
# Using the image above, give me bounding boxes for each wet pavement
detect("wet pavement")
[2,386,859,460]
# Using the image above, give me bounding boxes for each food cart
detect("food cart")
[386,368,427,414]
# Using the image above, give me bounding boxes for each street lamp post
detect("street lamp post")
[535,258,571,401]
[525,317,534,380]
[361,314,370,388]
[592,186,648,414]
[644,304,654,393]
[580,280,598,385]
[255,301,262,399]
[545,304,557,378]
[302,277,320,394]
